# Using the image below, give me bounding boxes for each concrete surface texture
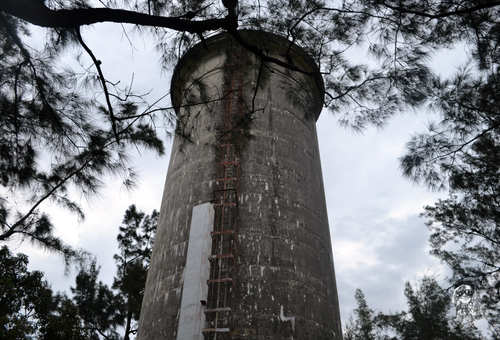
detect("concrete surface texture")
[137,30,343,340]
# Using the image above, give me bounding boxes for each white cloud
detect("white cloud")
[335,240,380,270]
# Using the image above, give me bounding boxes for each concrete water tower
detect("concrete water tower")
[137,30,342,340]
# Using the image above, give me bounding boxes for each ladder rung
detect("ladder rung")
[214,186,237,193]
[214,188,237,193]
[216,177,238,181]
[207,278,233,284]
[202,328,230,333]
[210,253,234,259]
[204,307,231,313]
[213,202,237,207]
[219,160,239,165]
[211,230,235,236]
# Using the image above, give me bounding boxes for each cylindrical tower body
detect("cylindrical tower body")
[138,30,342,340]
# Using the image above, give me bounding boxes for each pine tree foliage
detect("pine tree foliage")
[39,294,92,340]
[0,205,158,339]
[421,131,500,335]
[0,7,166,260]
[71,263,124,339]
[344,289,383,340]
[345,277,485,340]
[387,278,483,340]
[0,246,54,339]
[113,205,158,340]
[395,2,500,331]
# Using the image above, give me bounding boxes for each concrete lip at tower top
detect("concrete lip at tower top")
[170,30,325,122]
[137,30,343,340]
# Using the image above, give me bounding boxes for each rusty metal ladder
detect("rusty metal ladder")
[202,68,243,339]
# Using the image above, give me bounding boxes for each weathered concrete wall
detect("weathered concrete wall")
[137,30,342,340]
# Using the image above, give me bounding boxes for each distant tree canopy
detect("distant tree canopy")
[0,205,157,340]
[344,277,485,340]
[0,0,498,332]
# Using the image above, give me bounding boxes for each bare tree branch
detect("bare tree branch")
[115,92,232,121]
[251,58,264,114]
[76,27,120,143]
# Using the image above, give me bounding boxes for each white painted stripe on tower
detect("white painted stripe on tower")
[176,203,213,340]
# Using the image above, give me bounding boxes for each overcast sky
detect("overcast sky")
[8,21,472,329]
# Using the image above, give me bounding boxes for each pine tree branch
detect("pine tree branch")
[76,27,120,143]
[426,122,500,163]
[229,31,312,76]
[380,1,500,19]
[287,5,400,33]
[326,75,392,101]
[0,0,228,33]
[115,91,233,121]
[252,59,264,114]
[0,158,93,242]
[0,116,150,242]
[0,14,51,107]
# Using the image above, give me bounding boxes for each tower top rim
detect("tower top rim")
[170,29,325,120]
